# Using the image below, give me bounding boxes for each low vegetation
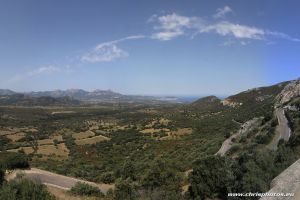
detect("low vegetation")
[70,182,104,197]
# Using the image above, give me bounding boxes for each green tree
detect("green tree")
[0,152,29,170]
[188,155,235,200]
[70,182,104,197]
[0,178,55,200]
[0,168,4,185]
[114,179,137,200]
[141,159,182,200]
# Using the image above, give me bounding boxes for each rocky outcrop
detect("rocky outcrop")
[221,99,243,108]
[276,79,300,105]
[260,159,300,200]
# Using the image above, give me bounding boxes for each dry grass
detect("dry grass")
[75,135,110,145]
[72,130,95,140]
[53,135,63,141]
[140,128,160,134]
[0,127,37,136]
[5,132,26,142]
[8,147,34,154]
[140,128,170,134]
[38,139,54,145]
[172,128,193,136]
[37,144,69,158]
[159,118,171,125]
[8,143,69,158]
[160,128,193,140]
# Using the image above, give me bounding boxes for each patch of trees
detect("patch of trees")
[0,136,11,151]
[187,156,234,200]
[0,152,54,200]
[188,144,299,200]
[70,182,104,197]
[0,152,29,170]
[0,176,55,200]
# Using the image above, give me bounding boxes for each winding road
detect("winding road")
[275,108,291,141]
[6,168,114,194]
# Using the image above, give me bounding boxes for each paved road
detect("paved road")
[215,134,237,156]
[275,108,291,141]
[7,168,114,194]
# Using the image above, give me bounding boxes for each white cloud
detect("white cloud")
[82,44,128,63]
[81,35,144,63]
[200,21,265,40]
[213,6,233,19]
[150,13,199,41]
[150,12,299,44]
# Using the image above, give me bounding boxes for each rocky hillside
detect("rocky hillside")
[276,79,300,106]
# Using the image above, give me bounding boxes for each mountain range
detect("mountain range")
[0,89,183,105]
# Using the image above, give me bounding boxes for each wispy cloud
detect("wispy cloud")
[8,65,61,83]
[81,35,145,63]
[150,12,300,43]
[200,21,265,40]
[199,21,300,42]
[213,6,233,19]
[27,66,60,76]
[150,13,201,41]
[266,31,300,42]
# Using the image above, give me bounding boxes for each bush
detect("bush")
[0,152,29,170]
[141,159,182,200]
[0,168,4,185]
[70,182,104,197]
[187,156,235,200]
[0,178,55,200]
[114,179,137,200]
[101,171,115,184]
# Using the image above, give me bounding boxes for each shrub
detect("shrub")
[0,178,55,200]
[70,182,104,197]
[0,168,4,185]
[114,179,137,200]
[187,156,235,200]
[0,152,29,170]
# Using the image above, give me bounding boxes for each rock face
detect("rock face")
[276,79,300,105]
[260,159,300,200]
[221,99,242,107]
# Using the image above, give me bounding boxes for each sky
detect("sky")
[0,0,299,96]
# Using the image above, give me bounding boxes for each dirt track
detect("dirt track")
[6,168,114,194]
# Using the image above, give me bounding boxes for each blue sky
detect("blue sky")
[0,0,299,95]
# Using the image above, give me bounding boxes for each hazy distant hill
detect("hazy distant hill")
[0,94,80,106]
[27,89,123,102]
[0,89,16,96]
[0,89,187,103]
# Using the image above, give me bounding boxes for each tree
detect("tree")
[70,182,104,197]
[114,179,137,200]
[0,178,55,200]
[141,159,182,200]
[0,152,29,170]
[0,168,4,185]
[121,160,136,181]
[187,155,235,200]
